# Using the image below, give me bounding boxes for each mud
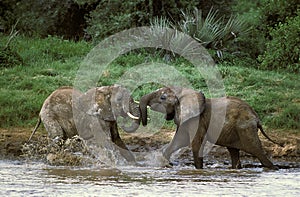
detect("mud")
[0,127,299,166]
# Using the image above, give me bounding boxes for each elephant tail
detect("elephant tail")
[27,116,41,143]
[258,123,284,147]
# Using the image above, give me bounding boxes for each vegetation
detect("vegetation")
[258,10,300,72]
[0,0,299,132]
[0,34,299,130]
[0,35,91,126]
[177,7,250,56]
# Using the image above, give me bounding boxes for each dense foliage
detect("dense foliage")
[259,11,300,72]
[0,0,91,39]
[256,0,300,72]
[1,0,298,71]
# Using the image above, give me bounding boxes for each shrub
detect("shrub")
[259,0,300,30]
[0,0,21,33]
[84,0,200,41]
[85,0,137,41]
[7,0,89,39]
[228,0,300,65]
[258,11,300,72]
[229,1,265,59]
[151,7,251,60]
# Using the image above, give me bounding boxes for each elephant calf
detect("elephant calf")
[191,96,281,170]
[29,85,141,162]
[140,86,281,170]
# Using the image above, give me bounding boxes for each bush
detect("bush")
[229,0,300,66]
[0,0,21,33]
[177,7,250,56]
[85,0,138,41]
[259,0,300,30]
[258,11,300,72]
[229,1,265,59]
[5,0,90,39]
[85,0,200,41]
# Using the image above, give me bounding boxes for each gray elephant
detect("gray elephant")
[140,86,281,170]
[29,85,140,162]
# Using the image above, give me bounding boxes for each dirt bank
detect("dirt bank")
[0,127,299,163]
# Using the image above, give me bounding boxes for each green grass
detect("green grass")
[0,34,299,131]
[0,34,91,126]
[219,64,300,130]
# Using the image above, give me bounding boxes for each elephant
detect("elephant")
[139,86,281,170]
[28,85,141,162]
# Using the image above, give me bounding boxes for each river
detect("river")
[1,159,299,196]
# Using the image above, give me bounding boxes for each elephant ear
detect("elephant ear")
[172,87,205,125]
[110,84,132,117]
[161,87,206,159]
[80,87,115,121]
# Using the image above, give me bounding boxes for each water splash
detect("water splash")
[22,135,133,167]
[134,150,170,167]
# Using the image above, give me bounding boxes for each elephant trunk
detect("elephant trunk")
[139,92,157,126]
[121,119,140,133]
[120,99,141,133]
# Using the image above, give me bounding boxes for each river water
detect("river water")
[1,159,299,196]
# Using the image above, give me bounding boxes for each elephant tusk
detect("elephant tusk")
[134,100,150,109]
[134,100,150,108]
[127,112,139,120]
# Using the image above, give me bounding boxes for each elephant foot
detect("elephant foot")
[231,164,242,169]
[231,161,242,169]
[194,157,204,169]
[227,147,242,169]
[257,155,279,170]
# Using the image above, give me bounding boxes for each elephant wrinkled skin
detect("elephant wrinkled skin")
[29,85,140,162]
[140,86,281,170]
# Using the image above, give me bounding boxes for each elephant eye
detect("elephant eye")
[160,94,167,100]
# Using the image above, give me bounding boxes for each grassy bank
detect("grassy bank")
[0,35,299,131]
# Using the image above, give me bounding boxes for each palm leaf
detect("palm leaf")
[178,7,250,50]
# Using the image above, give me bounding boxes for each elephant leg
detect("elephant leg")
[163,128,189,160]
[163,117,199,160]
[192,133,207,169]
[239,128,278,170]
[246,147,278,170]
[110,122,135,162]
[192,144,203,169]
[110,122,129,150]
[245,146,278,170]
[42,116,65,140]
[227,147,242,169]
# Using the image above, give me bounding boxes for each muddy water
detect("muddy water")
[1,159,299,196]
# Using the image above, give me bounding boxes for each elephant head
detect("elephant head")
[140,86,205,126]
[139,86,206,160]
[80,84,140,133]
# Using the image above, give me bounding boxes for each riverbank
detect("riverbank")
[1,127,299,165]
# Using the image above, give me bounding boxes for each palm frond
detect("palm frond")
[178,7,250,50]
